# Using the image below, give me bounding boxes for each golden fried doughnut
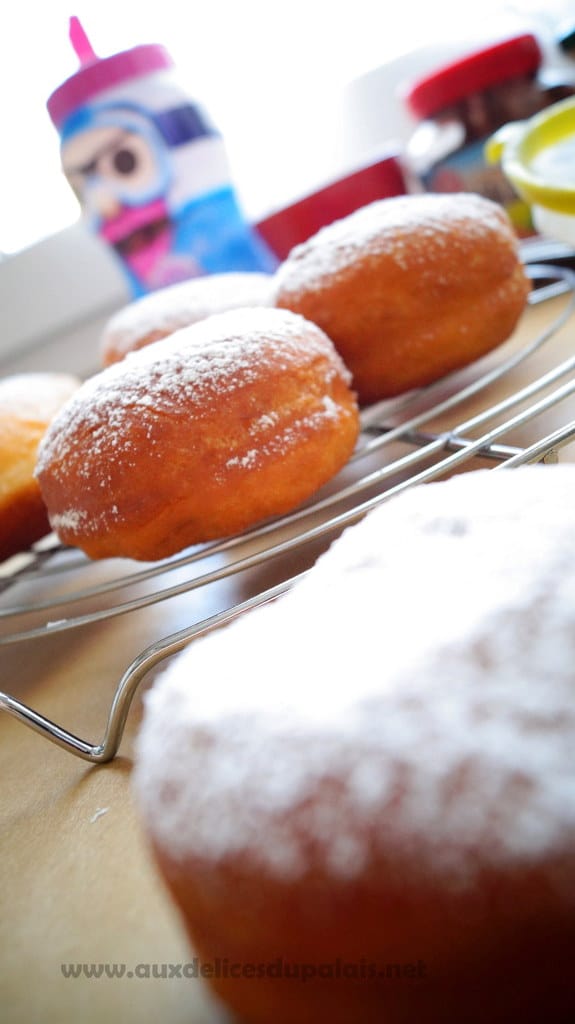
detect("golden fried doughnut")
[36,308,359,562]
[0,372,80,560]
[274,193,531,404]
[135,465,575,1024]
[101,271,274,366]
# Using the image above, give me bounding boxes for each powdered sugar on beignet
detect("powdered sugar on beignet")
[135,466,575,882]
[37,308,359,561]
[101,271,274,366]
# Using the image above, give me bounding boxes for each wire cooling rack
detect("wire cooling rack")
[2,260,575,762]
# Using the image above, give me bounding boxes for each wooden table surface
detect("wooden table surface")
[1,289,574,1024]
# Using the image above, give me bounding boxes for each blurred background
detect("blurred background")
[1,0,574,373]
[3,0,574,254]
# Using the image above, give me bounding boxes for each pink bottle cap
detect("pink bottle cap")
[47,17,174,131]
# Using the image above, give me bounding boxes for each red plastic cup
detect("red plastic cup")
[255,150,408,259]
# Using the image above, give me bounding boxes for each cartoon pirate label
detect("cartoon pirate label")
[48,21,277,296]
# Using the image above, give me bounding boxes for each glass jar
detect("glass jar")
[402,33,574,236]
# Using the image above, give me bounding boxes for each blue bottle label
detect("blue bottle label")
[60,95,277,295]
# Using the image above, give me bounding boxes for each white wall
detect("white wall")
[0,224,128,377]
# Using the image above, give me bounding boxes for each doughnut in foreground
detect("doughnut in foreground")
[0,372,80,560]
[101,271,274,366]
[134,465,575,1024]
[274,193,531,403]
[36,308,359,562]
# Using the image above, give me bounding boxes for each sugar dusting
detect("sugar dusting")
[36,307,353,539]
[103,271,274,358]
[134,466,575,885]
[0,373,80,422]
[273,192,517,296]
[225,398,343,471]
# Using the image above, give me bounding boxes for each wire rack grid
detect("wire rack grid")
[1,261,575,763]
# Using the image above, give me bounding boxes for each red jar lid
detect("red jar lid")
[405,33,542,119]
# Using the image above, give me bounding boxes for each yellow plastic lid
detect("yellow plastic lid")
[486,96,575,216]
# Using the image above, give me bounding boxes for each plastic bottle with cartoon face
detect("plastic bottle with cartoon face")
[48,20,277,296]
